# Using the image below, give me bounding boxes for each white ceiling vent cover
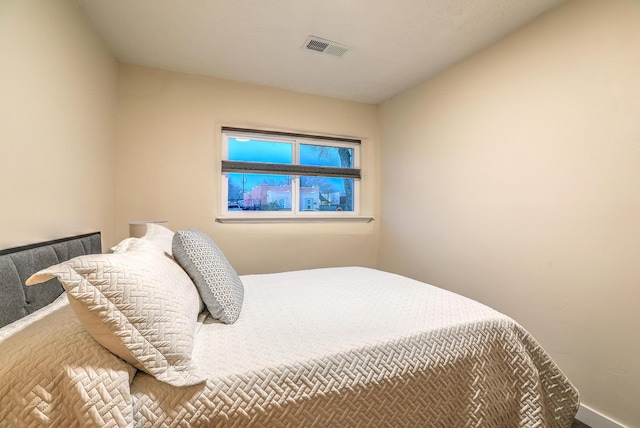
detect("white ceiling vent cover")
[304,36,349,58]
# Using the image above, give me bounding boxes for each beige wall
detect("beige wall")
[116,64,379,274]
[378,0,640,426]
[0,0,118,250]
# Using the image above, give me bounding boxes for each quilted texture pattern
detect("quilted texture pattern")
[0,295,136,427]
[4,266,578,427]
[130,267,579,427]
[172,229,244,324]
[26,238,204,387]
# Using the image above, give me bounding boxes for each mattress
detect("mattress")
[0,266,579,427]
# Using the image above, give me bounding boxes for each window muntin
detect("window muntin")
[222,128,360,217]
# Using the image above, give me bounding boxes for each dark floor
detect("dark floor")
[572,419,591,428]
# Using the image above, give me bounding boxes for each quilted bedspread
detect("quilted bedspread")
[0,294,137,427]
[0,267,579,427]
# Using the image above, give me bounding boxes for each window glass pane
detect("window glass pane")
[299,176,354,212]
[300,144,354,168]
[228,138,292,164]
[228,173,292,211]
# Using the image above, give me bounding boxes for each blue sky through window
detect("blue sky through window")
[228,138,292,164]
[227,137,353,206]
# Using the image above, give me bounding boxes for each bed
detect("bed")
[0,226,579,427]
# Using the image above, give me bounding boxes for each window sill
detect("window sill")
[216,215,375,224]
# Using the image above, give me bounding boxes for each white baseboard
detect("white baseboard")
[577,404,627,428]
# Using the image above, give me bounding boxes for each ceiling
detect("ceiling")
[78,0,564,104]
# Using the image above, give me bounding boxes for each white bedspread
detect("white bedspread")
[131,267,579,427]
[0,294,136,427]
[0,267,579,427]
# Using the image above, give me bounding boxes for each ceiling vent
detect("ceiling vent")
[303,36,349,58]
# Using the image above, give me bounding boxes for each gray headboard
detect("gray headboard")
[0,232,101,328]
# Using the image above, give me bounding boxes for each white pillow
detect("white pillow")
[26,238,203,387]
[142,223,175,255]
[112,222,175,256]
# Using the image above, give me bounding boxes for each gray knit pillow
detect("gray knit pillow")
[172,229,244,324]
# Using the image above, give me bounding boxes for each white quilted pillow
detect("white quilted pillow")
[26,238,204,387]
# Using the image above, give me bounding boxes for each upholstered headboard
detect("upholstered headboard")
[0,232,101,328]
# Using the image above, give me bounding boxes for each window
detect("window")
[221,127,361,218]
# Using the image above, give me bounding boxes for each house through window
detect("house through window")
[221,127,361,217]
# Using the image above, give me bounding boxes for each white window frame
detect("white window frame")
[220,127,362,221]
